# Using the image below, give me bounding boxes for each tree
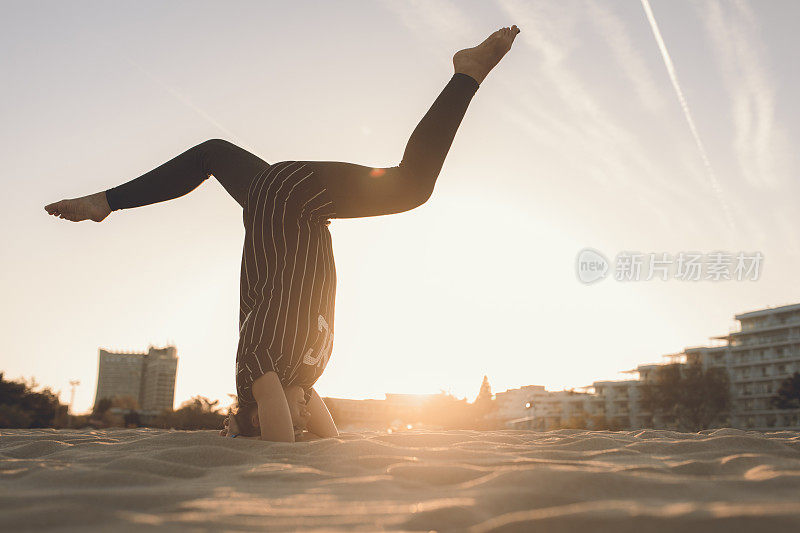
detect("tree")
[111,396,141,427]
[152,396,226,430]
[0,373,66,428]
[92,398,113,418]
[473,375,496,429]
[89,397,119,427]
[639,363,730,432]
[474,376,493,410]
[112,395,139,411]
[771,372,800,409]
[123,410,141,427]
[419,393,474,429]
[0,404,32,428]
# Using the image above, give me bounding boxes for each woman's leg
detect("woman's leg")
[44,139,269,221]
[303,73,479,219]
[305,26,520,219]
[105,139,268,211]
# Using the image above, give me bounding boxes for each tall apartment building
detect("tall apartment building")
[94,345,178,413]
[500,302,800,431]
[710,304,800,429]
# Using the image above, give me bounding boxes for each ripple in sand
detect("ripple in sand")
[241,462,332,481]
[2,440,73,459]
[20,466,166,488]
[387,463,491,485]
[102,456,206,479]
[355,454,419,471]
[154,445,258,467]
[373,432,473,448]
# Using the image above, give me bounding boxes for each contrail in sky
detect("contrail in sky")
[640,0,735,232]
[126,59,251,152]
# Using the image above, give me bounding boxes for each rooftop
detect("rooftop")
[736,302,800,320]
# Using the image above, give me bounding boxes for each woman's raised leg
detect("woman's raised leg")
[304,26,520,219]
[44,139,269,221]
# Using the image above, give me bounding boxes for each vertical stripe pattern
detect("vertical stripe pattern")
[236,161,337,406]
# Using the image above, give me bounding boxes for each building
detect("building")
[501,302,800,432]
[494,385,546,424]
[710,303,800,430]
[592,380,641,429]
[324,393,460,430]
[522,389,599,430]
[505,382,639,431]
[323,397,389,429]
[94,345,178,414]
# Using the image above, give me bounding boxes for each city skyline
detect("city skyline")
[56,299,800,428]
[3,1,800,413]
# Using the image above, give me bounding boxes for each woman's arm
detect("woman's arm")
[252,372,296,442]
[305,388,339,438]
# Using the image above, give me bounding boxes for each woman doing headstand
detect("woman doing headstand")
[45,26,520,441]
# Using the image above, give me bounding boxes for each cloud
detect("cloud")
[698,0,791,189]
[586,0,666,115]
[126,58,252,153]
[379,0,474,52]
[380,0,742,236]
[640,0,735,232]
[494,0,713,231]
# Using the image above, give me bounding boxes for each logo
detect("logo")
[303,314,333,367]
[576,248,609,284]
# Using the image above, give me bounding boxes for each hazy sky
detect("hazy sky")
[2,0,799,413]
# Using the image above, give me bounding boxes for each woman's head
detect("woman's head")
[230,402,259,436]
[231,384,311,437]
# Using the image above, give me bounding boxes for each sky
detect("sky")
[1,0,799,414]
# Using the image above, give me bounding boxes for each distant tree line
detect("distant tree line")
[89,395,226,430]
[150,396,226,430]
[1,371,225,430]
[639,362,731,432]
[772,372,800,409]
[0,373,68,428]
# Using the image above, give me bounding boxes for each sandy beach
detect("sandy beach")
[2,428,800,532]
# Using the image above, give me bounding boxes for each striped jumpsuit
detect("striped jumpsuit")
[104,73,480,407]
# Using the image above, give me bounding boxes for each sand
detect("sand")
[1,428,800,532]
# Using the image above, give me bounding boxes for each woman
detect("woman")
[45,26,520,441]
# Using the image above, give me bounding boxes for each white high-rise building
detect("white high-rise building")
[709,304,800,429]
[94,345,178,413]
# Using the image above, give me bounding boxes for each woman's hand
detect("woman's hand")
[219,413,240,437]
[305,388,339,438]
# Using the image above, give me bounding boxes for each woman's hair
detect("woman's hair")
[231,402,259,437]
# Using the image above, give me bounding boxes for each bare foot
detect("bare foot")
[44,191,111,222]
[453,25,520,85]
